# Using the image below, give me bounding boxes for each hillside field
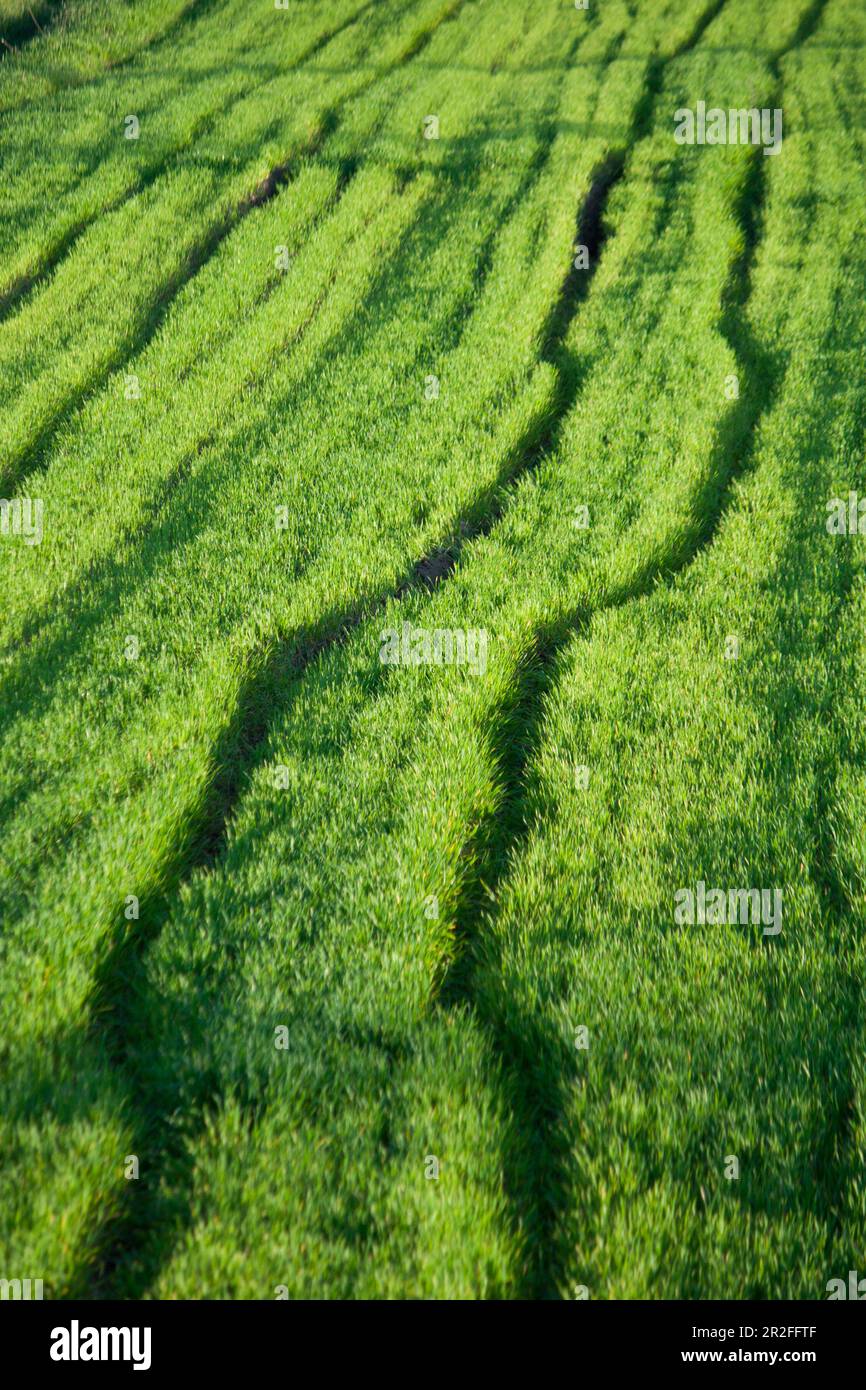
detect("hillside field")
[1,0,865,1300]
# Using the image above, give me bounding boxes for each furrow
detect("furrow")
[0,0,375,322]
[0,0,467,495]
[430,15,792,1298]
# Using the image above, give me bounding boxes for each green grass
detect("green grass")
[0,1,203,107]
[1,0,865,1299]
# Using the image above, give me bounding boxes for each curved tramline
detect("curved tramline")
[1,0,597,1289]
[0,0,459,488]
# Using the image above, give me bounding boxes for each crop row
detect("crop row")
[4,0,862,1298]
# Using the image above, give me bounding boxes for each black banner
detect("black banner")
[3,1298,861,1375]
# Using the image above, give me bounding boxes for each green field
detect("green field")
[1,0,865,1300]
